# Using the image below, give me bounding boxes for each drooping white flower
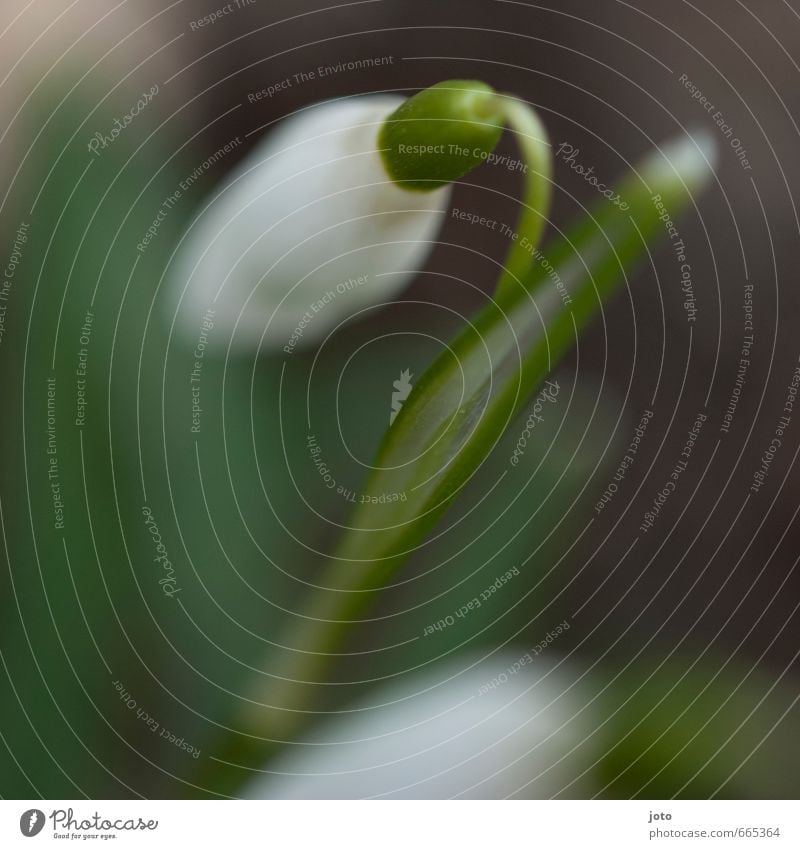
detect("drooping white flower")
[242,653,597,799]
[172,96,452,352]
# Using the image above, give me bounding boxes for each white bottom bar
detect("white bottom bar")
[2,800,797,847]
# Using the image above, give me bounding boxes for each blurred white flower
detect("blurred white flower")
[243,653,597,799]
[173,96,451,352]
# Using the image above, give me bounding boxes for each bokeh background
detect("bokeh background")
[1,0,799,799]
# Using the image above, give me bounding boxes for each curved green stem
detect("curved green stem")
[494,95,553,300]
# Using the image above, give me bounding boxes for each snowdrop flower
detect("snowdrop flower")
[172,81,510,352]
[242,653,597,799]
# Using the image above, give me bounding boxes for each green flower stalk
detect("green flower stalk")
[201,80,716,795]
[379,80,553,299]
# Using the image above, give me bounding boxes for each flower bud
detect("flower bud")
[172,95,451,352]
[378,80,505,190]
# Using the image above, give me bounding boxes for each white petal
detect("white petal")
[243,653,597,799]
[173,96,450,351]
